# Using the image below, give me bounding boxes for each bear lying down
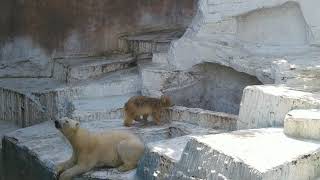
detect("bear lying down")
[54,117,145,180]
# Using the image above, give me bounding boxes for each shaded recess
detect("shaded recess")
[165,63,263,115]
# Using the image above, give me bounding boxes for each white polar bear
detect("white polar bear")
[54,117,145,180]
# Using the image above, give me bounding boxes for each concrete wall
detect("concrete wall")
[0,0,197,77]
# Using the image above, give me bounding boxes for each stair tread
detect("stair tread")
[125,29,184,42]
[72,93,137,113]
[54,53,134,67]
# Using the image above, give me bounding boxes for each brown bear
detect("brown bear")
[123,95,172,127]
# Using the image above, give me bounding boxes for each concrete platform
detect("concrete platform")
[56,67,141,101]
[137,136,193,180]
[171,128,320,180]
[238,85,320,129]
[53,54,136,83]
[71,93,139,121]
[119,29,184,55]
[164,106,237,131]
[2,119,214,180]
[284,109,320,140]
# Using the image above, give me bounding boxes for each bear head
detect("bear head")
[160,95,173,107]
[55,117,80,137]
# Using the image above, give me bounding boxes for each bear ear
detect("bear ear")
[75,122,80,129]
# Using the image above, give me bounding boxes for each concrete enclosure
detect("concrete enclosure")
[0,0,197,77]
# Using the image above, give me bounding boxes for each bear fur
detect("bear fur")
[123,95,172,127]
[54,117,145,180]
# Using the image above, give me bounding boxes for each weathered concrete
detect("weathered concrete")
[163,106,237,131]
[167,0,320,87]
[238,85,320,129]
[0,0,197,77]
[0,121,19,180]
[71,93,139,121]
[0,67,142,123]
[2,120,213,180]
[53,54,136,83]
[140,62,262,114]
[119,29,185,55]
[284,109,320,140]
[0,87,52,127]
[137,136,194,180]
[170,128,320,180]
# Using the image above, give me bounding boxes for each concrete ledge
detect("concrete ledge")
[284,109,320,140]
[238,85,320,129]
[170,128,320,180]
[164,106,237,131]
[137,136,192,180]
[52,54,136,83]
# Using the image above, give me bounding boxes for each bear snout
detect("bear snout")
[54,120,61,129]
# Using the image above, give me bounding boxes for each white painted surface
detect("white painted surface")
[167,0,320,87]
[284,109,320,140]
[172,128,320,180]
[238,85,320,129]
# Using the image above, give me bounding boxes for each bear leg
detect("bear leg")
[59,165,91,180]
[117,140,144,171]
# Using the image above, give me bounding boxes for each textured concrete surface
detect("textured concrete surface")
[238,85,320,129]
[71,93,139,121]
[171,128,320,180]
[163,106,237,131]
[0,0,197,77]
[167,0,320,89]
[284,109,320,140]
[140,61,262,114]
[120,29,185,55]
[53,53,136,83]
[0,121,19,180]
[0,67,142,124]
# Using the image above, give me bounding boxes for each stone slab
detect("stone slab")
[164,106,237,131]
[71,93,139,121]
[238,85,320,129]
[284,109,320,140]
[55,67,141,100]
[53,54,136,83]
[171,128,320,180]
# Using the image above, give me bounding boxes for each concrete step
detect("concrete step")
[2,119,213,180]
[56,67,141,100]
[284,109,320,140]
[238,85,320,129]
[119,29,184,55]
[137,136,194,180]
[0,121,20,180]
[71,93,139,121]
[163,106,237,131]
[170,128,320,180]
[137,130,221,180]
[53,53,136,83]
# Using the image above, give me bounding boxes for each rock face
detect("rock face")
[168,0,320,87]
[284,109,320,140]
[0,0,197,77]
[170,128,320,180]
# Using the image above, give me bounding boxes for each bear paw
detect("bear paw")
[118,164,135,172]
